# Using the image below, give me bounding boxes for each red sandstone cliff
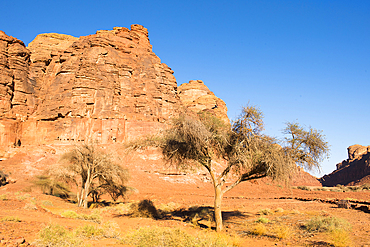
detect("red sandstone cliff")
[0,25,228,147]
[320,144,370,186]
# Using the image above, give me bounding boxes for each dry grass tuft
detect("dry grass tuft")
[274,224,293,239]
[329,228,352,247]
[250,223,267,236]
[61,210,101,223]
[122,226,240,247]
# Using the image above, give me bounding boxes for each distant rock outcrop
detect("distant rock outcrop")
[320,144,370,186]
[0,25,228,147]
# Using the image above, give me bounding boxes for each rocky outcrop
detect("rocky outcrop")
[0,25,229,147]
[320,144,370,186]
[0,31,33,120]
[178,80,228,124]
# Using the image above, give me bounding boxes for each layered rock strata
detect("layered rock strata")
[0,25,228,147]
[320,144,370,186]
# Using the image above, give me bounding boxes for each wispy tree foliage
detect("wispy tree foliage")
[160,105,329,231]
[283,122,330,171]
[51,143,130,208]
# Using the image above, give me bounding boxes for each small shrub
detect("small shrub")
[329,228,352,247]
[0,194,8,201]
[61,210,101,223]
[251,223,267,236]
[305,216,351,232]
[61,210,80,219]
[274,224,293,239]
[346,186,361,192]
[17,193,30,201]
[297,186,311,191]
[258,208,272,215]
[35,224,81,247]
[1,216,21,222]
[255,217,269,223]
[75,224,104,239]
[129,199,160,219]
[329,187,343,192]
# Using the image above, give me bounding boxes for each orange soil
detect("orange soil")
[0,144,370,246]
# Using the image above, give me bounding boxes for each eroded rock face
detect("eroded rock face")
[178,80,229,124]
[320,144,370,186]
[0,31,33,119]
[0,25,229,147]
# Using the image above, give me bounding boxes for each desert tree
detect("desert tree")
[283,122,330,171]
[161,106,329,231]
[52,143,130,208]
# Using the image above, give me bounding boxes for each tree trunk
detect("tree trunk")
[83,180,91,208]
[214,185,223,232]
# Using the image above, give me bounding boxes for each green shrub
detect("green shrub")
[35,224,81,247]
[75,221,120,239]
[1,216,21,222]
[128,199,160,219]
[61,210,101,223]
[122,226,240,247]
[297,186,311,191]
[258,208,272,215]
[255,217,269,223]
[16,193,30,201]
[305,216,351,232]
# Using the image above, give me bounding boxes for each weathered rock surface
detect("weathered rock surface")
[0,25,229,147]
[290,166,321,186]
[178,80,229,124]
[320,144,370,186]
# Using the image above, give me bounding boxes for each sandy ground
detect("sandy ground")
[0,144,370,246]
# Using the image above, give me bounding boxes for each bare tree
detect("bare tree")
[161,106,329,231]
[53,143,130,208]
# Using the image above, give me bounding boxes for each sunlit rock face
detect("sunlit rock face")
[178,80,229,124]
[0,25,229,147]
[320,144,370,186]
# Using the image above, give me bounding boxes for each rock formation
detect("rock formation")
[178,80,229,124]
[0,25,228,148]
[320,144,370,186]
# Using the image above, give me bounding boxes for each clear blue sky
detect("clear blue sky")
[1,0,369,176]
